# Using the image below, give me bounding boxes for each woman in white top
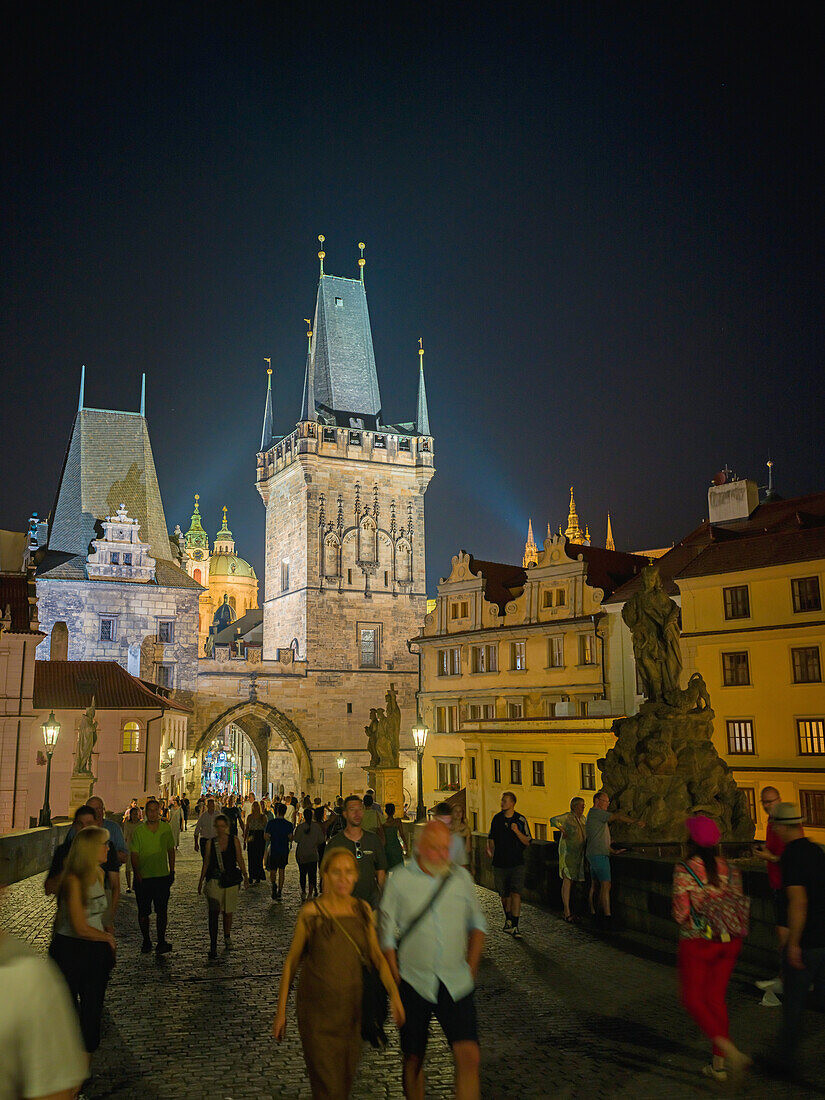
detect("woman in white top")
[168,797,183,848]
[48,826,116,1063]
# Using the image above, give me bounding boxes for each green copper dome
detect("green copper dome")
[210,552,257,580]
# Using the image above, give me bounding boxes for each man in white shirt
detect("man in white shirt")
[194,797,221,858]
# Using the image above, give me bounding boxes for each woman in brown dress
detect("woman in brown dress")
[273,847,403,1099]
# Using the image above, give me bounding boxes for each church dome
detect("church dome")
[210,552,257,580]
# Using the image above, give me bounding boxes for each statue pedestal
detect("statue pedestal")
[69,775,95,819]
[364,766,404,810]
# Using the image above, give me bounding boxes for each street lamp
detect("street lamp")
[411,721,429,823]
[39,710,60,827]
[337,753,346,798]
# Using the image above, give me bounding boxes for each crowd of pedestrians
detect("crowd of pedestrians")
[2,778,823,1099]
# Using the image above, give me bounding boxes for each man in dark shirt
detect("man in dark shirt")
[45,804,121,920]
[264,803,294,901]
[771,802,825,1072]
[486,792,531,938]
[326,794,387,908]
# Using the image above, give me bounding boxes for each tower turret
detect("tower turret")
[261,361,274,450]
[564,487,586,545]
[416,339,430,436]
[522,518,539,567]
[214,507,235,554]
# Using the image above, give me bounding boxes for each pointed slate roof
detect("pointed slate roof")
[306,274,382,425]
[261,368,274,450]
[416,359,430,436]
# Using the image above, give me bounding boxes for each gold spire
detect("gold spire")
[358,241,366,283]
[194,493,200,511]
[606,513,615,551]
[317,234,326,276]
[523,518,539,568]
[304,318,312,344]
[564,487,586,544]
[264,356,272,377]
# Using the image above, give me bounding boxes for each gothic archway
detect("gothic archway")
[194,700,314,791]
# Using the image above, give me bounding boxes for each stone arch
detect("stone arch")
[193,700,314,791]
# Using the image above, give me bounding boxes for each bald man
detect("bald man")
[380,820,486,1100]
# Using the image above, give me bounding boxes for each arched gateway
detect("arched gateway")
[193,700,313,794]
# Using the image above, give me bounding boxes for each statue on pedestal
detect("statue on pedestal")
[74,700,98,777]
[601,565,754,843]
[365,685,402,769]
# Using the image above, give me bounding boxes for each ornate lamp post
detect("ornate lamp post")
[336,753,346,798]
[39,710,60,827]
[411,721,429,823]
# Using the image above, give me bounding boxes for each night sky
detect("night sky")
[3,4,824,591]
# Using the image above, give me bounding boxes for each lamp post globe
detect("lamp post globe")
[411,722,429,823]
[336,753,346,799]
[39,710,60,827]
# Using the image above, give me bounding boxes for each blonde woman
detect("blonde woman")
[48,826,116,1061]
[273,847,404,1098]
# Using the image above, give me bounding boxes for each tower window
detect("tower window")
[335,297,343,307]
[99,617,117,642]
[347,569,353,585]
[384,571,389,586]
[281,560,290,592]
[399,438,410,451]
[349,431,361,446]
[157,621,174,644]
[359,625,380,668]
[347,702,352,714]
[323,428,336,443]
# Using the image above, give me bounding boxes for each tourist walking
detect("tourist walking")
[361,792,385,841]
[383,802,407,870]
[326,795,387,907]
[244,800,268,884]
[326,797,346,838]
[48,827,117,1065]
[435,802,468,868]
[380,820,486,1100]
[273,847,403,1099]
[181,794,190,829]
[168,797,183,848]
[313,806,327,864]
[46,804,121,919]
[198,813,249,959]
[761,802,825,1076]
[123,806,141,892]
[294,807,326,900]
[550,797,587,921]
[672,815,750,1082]
[486,792,531,938]
[752,785,795,1005]
[130,798,176,955]
[450,804,471,869]
[122,797,142,823]
[585,791,644,926]
[224,794,243,837]
[194,797,220,858]
[265,802,294,900]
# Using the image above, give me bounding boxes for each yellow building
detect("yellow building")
[605,478,825,841]
[182,498,258,652]
[415,528,646,833]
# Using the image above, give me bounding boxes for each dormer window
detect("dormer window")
[374,435,386,449]
[349,431,362,446]
[399,437,410,451]
[110,552,120,565]
[123,553,132,565]
[335,296,343,308]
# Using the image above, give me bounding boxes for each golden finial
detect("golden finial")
[264,356,272,377]
[318,234,326,276]
[194,493,200,511]
[223,505,228,519]
[304,318,312,339]
[419,336,424,361]
[358,241,366,282]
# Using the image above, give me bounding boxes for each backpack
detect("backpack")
[680,860,750,941]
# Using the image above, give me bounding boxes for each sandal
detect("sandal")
[563,914,574,923]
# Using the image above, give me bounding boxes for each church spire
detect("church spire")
[606,513,615,551]
[214,506,235,554]
[184,494,208,551]
[300,320,314,422]
[522,518,539,568]
[260,361,274,450]
[416,338,430,436]
[564,487,586,544]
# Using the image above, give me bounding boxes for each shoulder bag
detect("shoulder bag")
[213,837,243,889]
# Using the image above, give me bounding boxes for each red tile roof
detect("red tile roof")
[0,572,42,634]
[33,661,190,712]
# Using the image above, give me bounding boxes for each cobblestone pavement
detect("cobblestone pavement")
[3,841,824,1100]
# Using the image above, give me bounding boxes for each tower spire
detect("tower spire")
[605,513,615,551]
[261,360,274,450]
[523,518,539,568]
[140,372,146,416]
[183,493,208,552]
[78,364,85,411]
[300,320,315,422]
[416,338,430,436]
[564,487,586,544]
[358,241,366,284]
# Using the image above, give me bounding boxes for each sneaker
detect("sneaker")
[760,990,782,1007]
[224,937,232,951]
[155,941,173,955]
[701,1065,728,1082]
[755,976,782,991]
[141,939,153,954]
[512,927,523,939]
[502,920,515,934]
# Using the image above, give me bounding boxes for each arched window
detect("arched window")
[193,568,202,583]
[359,515,377,563]
[229,595,236,611]
[122,721,140,753]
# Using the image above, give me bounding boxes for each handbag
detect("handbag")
[214,837,243,889]
[317,901,390,1048]
[680,860,750,941]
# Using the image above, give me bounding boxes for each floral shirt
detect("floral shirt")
[672,855,742,940]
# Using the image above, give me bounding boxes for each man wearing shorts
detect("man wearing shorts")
[585,791,643,926]
[264,802,293,900]
[486,792,531,938]
[130,797,175,955]
[380,820,486,1100]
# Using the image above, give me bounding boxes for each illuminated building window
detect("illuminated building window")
[797,719,825,755]
[193,568,202,583]
[510,759,522,785]
[555,588,566,607]
[121,722,140,753]
[580,762,596,790]
[335,297,343,307]
[438,647,461,676]
[578,634,596,665]
[723,585,750,620]
[726,719,755,754]
[435,704,458,733]
[532,761,545,786]
[722,651,750,686]
[510,641,526,671]
[507,700,523,718]
[493,758,501,783]
[792,646,821,683]
[800,789,825,826]
[471,644,497,673]
[437,761,461,790]
[792,576,822,613]
[548,636,564,668]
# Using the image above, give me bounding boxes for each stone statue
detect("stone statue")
[366,711,379,768]
[364,691,401,769]
[74,700,98,776]
[383,683,401,767]
[622,564,682,705]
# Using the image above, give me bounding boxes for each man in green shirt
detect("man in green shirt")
[326,794,387,907]
[130,797,175,955]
